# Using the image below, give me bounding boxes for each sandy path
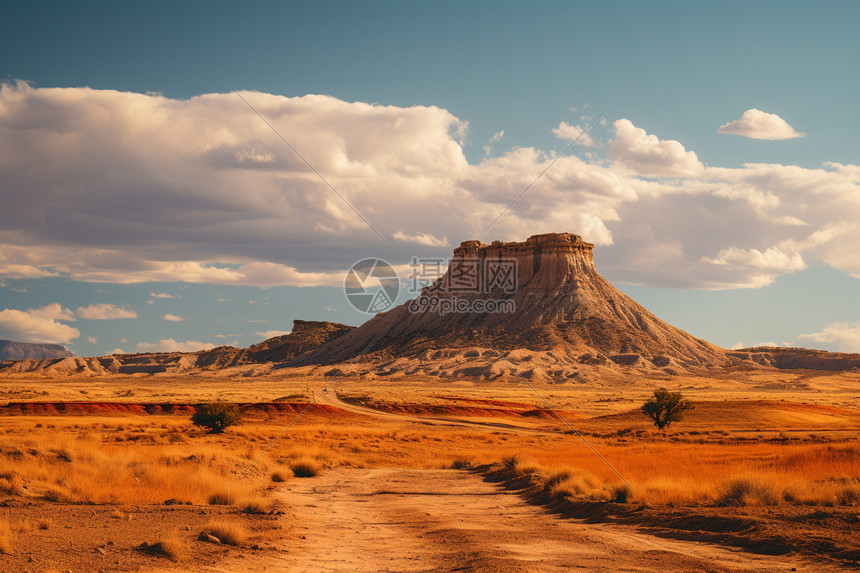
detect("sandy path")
[317,389,550,434]
[239,468,830,573]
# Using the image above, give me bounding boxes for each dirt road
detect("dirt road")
[231,468,831,573]
[317,389,551,434]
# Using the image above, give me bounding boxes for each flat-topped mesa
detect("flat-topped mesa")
[440,233,595,295]
[454,232,594,260]
[292,230,730,368]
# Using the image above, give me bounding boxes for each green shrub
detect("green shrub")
[191,402,242,434]
[641,388,692,430]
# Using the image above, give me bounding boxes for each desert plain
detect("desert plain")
[0,362,858,572]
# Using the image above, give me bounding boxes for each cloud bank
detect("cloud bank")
[0,303,79,344]
[76,304,138,320]
[135,339,215,353]
[1,83,859,291]
[719,109,804,140]
[796,322,860,353]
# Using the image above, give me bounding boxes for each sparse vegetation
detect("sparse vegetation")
[138,534,186,561]
[641,388,692,430]
[451,457,473,469]
[191,402,242,434]
[0,423,260,504]
[610,483,632,503]
[208,490,237,505]
[719,475,782,506]
[546,468,603,500]
[201,520,248,545]
[270,469,289,482]
[290,458,322,477]
[241,497,274,514]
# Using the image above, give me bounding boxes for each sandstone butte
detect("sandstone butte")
[295,232,728,368]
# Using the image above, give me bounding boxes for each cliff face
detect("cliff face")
[295,233,729,367]
[0,340,73,360]
[729,347,860,371]
[242,320,356,363]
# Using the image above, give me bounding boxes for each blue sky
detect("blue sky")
[2,1,860,355]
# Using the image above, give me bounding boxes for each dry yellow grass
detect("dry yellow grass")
[270,469,290,482]
[139,533,186,561]
[241,496,274,514]
[0,421,262,504]
[289,457,323,477]
[489,442,860,506]
[0,396,857,509]
[202,520,249,545]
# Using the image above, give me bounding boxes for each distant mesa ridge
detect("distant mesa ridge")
[0,340,73,361]
[0,321,354,376]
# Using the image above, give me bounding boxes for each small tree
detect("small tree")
[192,402,242,433]
[641,387,692,430]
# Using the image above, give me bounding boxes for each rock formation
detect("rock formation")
[0,340,73,361]
[295,233,729,369]
[0,320,354,376]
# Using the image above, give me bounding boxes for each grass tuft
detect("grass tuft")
[207,490,236,506]
[43,485,76,503]
[610,483,633,503]
[719,475,782,506]
[450,457,473,469]
[290,458,322,478]
[546,469,602,500]
[241,497,273,514]
[202,521,248,545]
[138,534,186,561]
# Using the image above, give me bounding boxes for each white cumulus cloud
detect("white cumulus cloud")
[0,303,79,344]
[552,121,596,147]
[255,330,291,339]
[135,339,215,353]
[796,322,860,353]
[719,109,804,140]
[608,119,703,177]
[76,304,138,320]
[162,314,183,322]
[392,230,448,247]
[483,130,505,155]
